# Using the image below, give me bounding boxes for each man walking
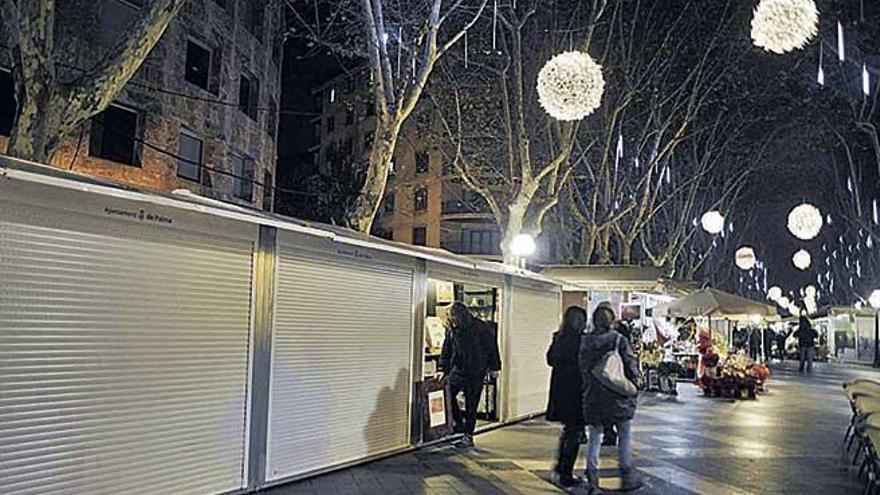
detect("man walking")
[793,314,818,374]
[438,302,501,448]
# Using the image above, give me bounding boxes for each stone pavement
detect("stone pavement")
[263,361,874,495]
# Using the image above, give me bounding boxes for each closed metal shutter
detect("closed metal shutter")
[0,204,254,495]
[505,285,560,420]
[266,247,414,481]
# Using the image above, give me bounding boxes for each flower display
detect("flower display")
[751,0,819,54]
[537,51,605,121]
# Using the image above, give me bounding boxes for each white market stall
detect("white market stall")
[0,156,563,495]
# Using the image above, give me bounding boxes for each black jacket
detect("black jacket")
[579,330,640,426]
[439,317,501,379]
[794,321,818,349]
[546,329,584,425]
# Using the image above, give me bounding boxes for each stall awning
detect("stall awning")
[654,288,778,319]
[539,265,699,295]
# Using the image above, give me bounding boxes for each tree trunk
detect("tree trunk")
[346,122,399,232]
[5,64,66,164]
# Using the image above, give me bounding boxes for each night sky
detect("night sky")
[275,0,880,304]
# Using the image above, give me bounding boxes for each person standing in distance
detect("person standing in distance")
[546,306,588,487]
[793,313,818,374]
[437,302,501,448]
[580,306,643,493]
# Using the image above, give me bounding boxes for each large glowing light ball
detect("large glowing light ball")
[537,51,605,121]
[768,286,783,301]
[787,203,823,240]
[701,210,725,235]
[509,233,536,257]
[751,0,819,54]
[792,249,812,270]
[735,246,757,271]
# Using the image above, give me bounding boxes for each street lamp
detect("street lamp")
[510,234,536,269]
[870,290,880,368]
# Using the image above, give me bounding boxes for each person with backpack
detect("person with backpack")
[437,302,501,448]
[579,306,643,493]
[546,306,588,488]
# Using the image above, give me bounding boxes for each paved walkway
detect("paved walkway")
[263,361,873,495]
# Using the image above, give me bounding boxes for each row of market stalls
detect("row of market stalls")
[0,157,563,495]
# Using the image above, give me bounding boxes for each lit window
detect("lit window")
[414,187,428,211]
[177,132,203,181]
[89,104,140,166]
[184,41,211,91]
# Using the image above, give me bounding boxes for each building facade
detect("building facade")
[0,0,282,210]
[312,72,503,259]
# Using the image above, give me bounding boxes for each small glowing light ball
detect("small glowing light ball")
[701,210,725,235]
[778,296,791,307]
[870,290,880,309]
[855,301,864,311]
[735,246,757,271]
[793,249,812,270]
[751,0,819,54]
[509,233,536,257]
[768,286,783,301]
[537,51,605,121]
[787,203,823,240]
[804,285,817,298]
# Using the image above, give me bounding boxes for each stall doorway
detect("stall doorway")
[424,278,501,433]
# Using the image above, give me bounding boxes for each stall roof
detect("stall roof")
[655,288,779,320]
[538,264,700,296]
[0,156,559,286]
[815,306,876,318]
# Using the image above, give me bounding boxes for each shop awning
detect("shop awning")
[538,265,700,295]
[654,288,778,320]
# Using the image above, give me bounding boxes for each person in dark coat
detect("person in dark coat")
[546,306,587,488]
[793,314,818,374]
[438,302,501,448]
[763,326,774,361]
[580,306,642,493]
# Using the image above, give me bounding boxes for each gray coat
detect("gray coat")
[579,330,640,426]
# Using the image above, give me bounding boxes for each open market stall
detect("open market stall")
[652,288,778,398]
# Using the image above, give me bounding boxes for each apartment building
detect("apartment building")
[312,72,503,260]
[0,0,282,210]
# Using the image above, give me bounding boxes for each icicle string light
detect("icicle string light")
[817,43,824,85]
[492,0,498,50]
[863,64,871,96]
[464,30,468,68]
[838,20,845,61]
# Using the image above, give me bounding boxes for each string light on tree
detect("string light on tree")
[701,210,725,235]
[750,0,819,54]
[793,249,812,270]
[787,203,823,240]
[735,246,757,271]
[537,51,606,121]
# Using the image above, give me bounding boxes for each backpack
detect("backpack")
[591,334,638,397]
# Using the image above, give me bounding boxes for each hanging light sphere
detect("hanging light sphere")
[787,203,823,240]
[778,296,791,308]
[751,0,819,54]
[767,286,783,301]
[701,210,725,235]
[735,246,757,271]
[804,285,817,298]
[792,249,812,270]
[537,51,606,121]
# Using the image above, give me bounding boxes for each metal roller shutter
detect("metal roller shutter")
[505,285,561,420]
[0,204,254,495]
[266,247,414,481]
